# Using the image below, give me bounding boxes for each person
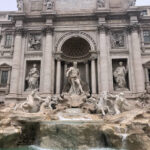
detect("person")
[26,64,40,90]
[66,62,84,95]
[113,62,128,90]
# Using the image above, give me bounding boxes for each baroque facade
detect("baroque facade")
[0,0,150,100]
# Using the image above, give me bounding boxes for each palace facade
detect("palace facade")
[0,0,150,100]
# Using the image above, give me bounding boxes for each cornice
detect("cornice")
[95,9,110,17]
[9,12,26,20]
[41,11,56,19]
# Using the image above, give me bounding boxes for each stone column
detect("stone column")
[9,28,23,95]
[42,27,53,94]
[98,25,109,92]
[56,59,61,94]
[130,25,145,93]
[91,59,96,94]
[64,63,67,82]
[85,62,89,84]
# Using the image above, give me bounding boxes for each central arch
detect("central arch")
[54,32,98,94]
[61,37,91,60]
[55,32,97,54]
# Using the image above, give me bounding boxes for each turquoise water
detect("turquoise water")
[0,145,125,150]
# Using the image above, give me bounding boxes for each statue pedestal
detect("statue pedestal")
[63,94,87,108]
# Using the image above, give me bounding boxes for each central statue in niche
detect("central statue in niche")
[66,62,84,95]
[62,62,90,108]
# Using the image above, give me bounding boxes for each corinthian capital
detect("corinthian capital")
[98,24,109,33]
[42,25,54,35]
[15,27,25,36]
[126,23,140,33]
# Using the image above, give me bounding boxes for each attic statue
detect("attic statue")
[17,0,24,12]
[44,0,54,10]
[97,0,105,8]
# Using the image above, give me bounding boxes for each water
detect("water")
[0,145,126,150]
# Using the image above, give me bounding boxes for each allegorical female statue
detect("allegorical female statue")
[113,62,128,90]
[26,64,40,91]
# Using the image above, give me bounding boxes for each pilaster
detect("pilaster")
[128,24,145,93]
[98,24,110,93]
[42,25,54,94]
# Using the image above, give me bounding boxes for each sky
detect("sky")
[0,0,150,11]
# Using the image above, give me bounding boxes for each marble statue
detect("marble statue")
[17,0,24,12]
[66,62,84,95]
[29,34,41,51]
[61,62,90,108]
[129,0,136,6]
[26,64,40,91]
[39,95,52,113]
[96,91,111,116]
[14,89,40,113]
[111,93,129,115]
[44,0,54,10]
[97,0,105,8]
[113,62,128,90]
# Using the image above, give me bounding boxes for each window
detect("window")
[143,31,150,44]
[141,10,147,16]
[0,71,8,87]
[5,34,12,48]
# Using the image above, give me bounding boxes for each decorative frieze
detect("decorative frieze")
[28,33,42,51]
[111,32,125,49]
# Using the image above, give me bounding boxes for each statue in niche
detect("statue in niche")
[97,0,105,8]
[66,62,84,95]
[17,0,24,12]
[29,34,41,51]
[113,62,128,91]
[111,32,125,49]
[26,64,40,91]
[62,62,90,108]
[44,0,54,11]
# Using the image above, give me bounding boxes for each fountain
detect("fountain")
[0,62,150,150]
